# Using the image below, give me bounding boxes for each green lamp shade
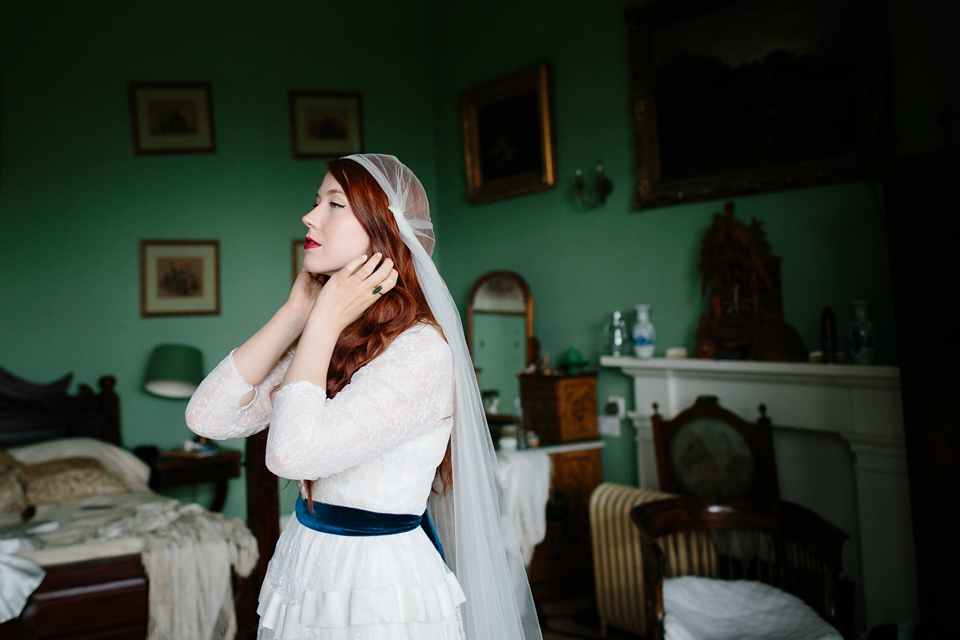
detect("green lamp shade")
[144,344,203,398]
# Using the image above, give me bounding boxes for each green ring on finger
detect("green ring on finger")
[372,286,383,295]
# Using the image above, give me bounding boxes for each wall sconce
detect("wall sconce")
[574,161,613,208]
[144,344,203,398]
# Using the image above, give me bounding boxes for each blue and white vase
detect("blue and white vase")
[848,300,877,364]
[633,304,656,358]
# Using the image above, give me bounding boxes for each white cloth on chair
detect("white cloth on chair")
[663,576,842,640]
[496,450,552,566]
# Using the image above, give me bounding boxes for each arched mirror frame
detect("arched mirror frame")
[466,270,535,366]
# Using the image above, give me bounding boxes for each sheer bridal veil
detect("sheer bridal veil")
[344,154,542,640]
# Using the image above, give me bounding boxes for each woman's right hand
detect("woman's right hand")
[231,268,324,389]
[284,268,324,324]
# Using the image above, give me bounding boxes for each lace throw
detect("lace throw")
[31,496,258,640]
[130,502,258,640]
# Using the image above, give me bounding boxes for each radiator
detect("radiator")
[589,482,675,637]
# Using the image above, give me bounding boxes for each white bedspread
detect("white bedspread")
[0,537,45,623]
[0,490,258,640]
[663,576,842,640]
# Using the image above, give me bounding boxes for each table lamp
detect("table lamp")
[144,344,203,398]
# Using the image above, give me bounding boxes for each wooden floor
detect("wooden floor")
[538,596,641,640]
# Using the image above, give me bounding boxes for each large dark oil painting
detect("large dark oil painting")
[626,0,890,208]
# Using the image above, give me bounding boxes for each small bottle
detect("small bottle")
[602,311,629,356]
[633,304,656,358]
[848,300,877,364]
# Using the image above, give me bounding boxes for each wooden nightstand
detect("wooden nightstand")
[149,449,242,512]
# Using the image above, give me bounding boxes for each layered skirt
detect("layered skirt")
[257,516,465,640]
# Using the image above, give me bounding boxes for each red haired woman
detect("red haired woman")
[186,155,540,640]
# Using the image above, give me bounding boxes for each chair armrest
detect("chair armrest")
[589,483,676,638]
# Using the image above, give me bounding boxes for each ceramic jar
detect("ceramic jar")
[633,304,656,358]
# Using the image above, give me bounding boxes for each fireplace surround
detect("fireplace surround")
[602,355,916,632]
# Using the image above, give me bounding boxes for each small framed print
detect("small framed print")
[129,83,216,155]
[292,239,306,282]
[289,91,364,159]
[140,240,220,317]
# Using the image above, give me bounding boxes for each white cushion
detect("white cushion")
[663,576,842,640]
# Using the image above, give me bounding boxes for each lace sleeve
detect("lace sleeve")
[265,325,453,480]
[185,349,295,440]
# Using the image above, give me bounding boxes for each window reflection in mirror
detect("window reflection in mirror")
[467,271,534,419]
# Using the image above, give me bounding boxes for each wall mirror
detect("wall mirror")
[467,271,534,418]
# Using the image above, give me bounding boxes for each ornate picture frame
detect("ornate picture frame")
[140,240,220,317]
[129,83,216,155]
[289,91,364,159]
[460,62,557,205]
[625,0,890,209]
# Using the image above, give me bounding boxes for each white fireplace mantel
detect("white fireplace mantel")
[601,355,917,632]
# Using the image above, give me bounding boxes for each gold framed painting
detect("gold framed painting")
[129,83,216,155]
[289,91,364,159]
[460,62,557,205]
[140,240,220,317]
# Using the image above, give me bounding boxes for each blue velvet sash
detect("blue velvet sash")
[295,496,445,561]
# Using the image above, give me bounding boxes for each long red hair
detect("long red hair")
[301,158,452,501]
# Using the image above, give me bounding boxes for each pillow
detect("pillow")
[8,437,150,488]
[16,456,130,506]
[0,449,23,475]
[0,471,26,513]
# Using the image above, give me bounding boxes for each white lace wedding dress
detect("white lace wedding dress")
[185,323,465,640]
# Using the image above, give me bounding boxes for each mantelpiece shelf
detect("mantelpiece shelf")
[600,355,898,382]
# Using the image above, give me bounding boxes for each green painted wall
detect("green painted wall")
[0,0,439,517]
[1,0,957,517]
[431,0,958,485]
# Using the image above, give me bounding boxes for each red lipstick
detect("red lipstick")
[304,236,320,249]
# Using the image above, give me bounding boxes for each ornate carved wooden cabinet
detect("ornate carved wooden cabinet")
[519,373,598,444]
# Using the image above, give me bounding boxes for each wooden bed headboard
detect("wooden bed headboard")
[0,364,279,638]
[0,364,280,604]
[0,366,122,449]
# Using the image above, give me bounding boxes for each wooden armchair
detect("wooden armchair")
[631,496,850,640]
[651,395,779,499]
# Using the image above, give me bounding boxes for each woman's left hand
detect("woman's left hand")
[307,253,398,334]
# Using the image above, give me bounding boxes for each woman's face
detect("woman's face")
[301,172,372,276]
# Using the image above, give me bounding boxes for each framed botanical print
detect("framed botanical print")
[289,91,364,159]
[129,83,216,155]
[140,240,220,317]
